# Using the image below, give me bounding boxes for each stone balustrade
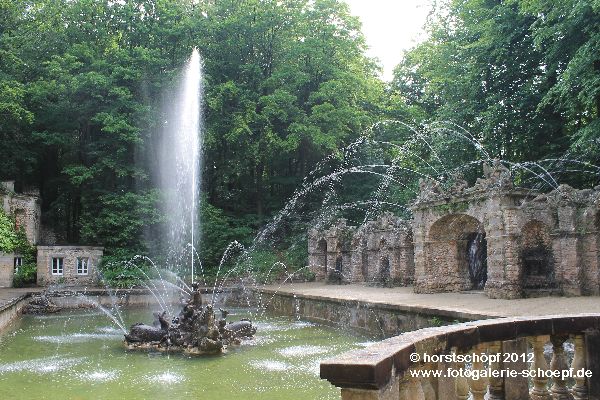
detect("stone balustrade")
[321,314,600,400]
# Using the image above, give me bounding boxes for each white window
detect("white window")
[52,257,64,275]
[14,257,22,272]
[77,257,89,275]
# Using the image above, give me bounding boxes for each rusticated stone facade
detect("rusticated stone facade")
[37,246,103,286]
[308,219,356,283]
[308,160,600,299]
[412,161,600,299]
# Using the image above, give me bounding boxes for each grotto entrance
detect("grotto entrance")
[427,214,488,292]
[466,232,487,290]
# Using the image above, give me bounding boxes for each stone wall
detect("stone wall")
[0,253,15,287]
[353,214,413,286]
[0,295,30,332]
[1,181,41,245]
[308,160,600,299]
[257,289,463,337]
[412,161,600,299]
[37,246,103,286]
[308,214,414,286]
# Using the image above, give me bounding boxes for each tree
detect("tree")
[520,0,600,168]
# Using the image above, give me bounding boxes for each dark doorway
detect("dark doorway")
[521,246,555,288]
[328,255,344,284]
[379,256,391,287]
[520,221,555,289]
[335,256,343,273]
[317,239,327,275]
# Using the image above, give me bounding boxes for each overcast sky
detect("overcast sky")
[344,0,432,81]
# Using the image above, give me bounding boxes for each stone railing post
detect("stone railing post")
[487,341,504,400]
[585,329,600,399]
[469,344,488,400]
[571,334,588,400]
[454,348,470,400]
[399,374,425,400]
[549,334,571,400]
[502,338,529,400]
[530,335,551,400]
[341,375,400,400]
[420,363,437,400]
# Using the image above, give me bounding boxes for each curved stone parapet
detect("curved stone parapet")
[321,314,600,399]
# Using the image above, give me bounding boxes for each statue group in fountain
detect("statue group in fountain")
[124,283,256,354]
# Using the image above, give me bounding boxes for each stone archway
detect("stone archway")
[316,239,327,276]
[520,220,555,290]
[376,238,391,286]
[379,255,391,287]
[427,214,487,291]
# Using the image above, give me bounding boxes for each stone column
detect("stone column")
[485,203,522,299]
[350,241,365,283]
[411,209,428,293]
[340,374,400,400]
[556,205,582,295]
[502,338,529,400]
[586,329,600,399]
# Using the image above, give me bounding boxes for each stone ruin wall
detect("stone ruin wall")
[308,214,414,286]
[0,182,42,287]
[1,181,41,245]
[308,160,600,299]
[412,160,600,299]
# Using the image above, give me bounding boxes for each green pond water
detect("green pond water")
[0,308,372,400]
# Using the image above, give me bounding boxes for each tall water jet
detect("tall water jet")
[158,49,203,280]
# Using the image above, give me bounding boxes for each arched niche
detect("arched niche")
[316,238,327,275]
[520,220,555,289]
[427,214,487,290]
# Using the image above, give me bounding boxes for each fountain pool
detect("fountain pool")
[0,308,369,399]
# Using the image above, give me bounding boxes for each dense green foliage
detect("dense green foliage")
[0,209,36,286]
[1,0,598,283]
[391,0,600,187]
[0,0,383,276]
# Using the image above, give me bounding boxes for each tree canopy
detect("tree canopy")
[0,0,598,277]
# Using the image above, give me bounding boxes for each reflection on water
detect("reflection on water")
[0,308,369,400]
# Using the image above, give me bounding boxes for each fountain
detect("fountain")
[124,49,258,353]
[3,114,599,397]
[124,283,256,354]
[157,48,203,280]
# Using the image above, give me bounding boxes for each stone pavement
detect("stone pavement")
[0,287,43,308]
[3,283,600,320]
[260,282,600,319]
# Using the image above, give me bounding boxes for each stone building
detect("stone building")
[308,161,600,299]
[0,180,103,287]
[36,246,104,286]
